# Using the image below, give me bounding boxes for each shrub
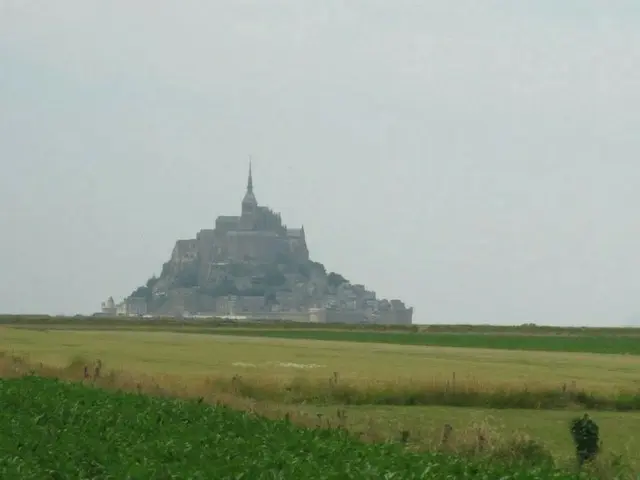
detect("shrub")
[570,414,600,467]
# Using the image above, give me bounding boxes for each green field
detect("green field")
[187,328,640,355]
[2,322,640,477]
[4,315,640,336]
[5,315,640,355]
[4,327,640,395]
[0,376,606,479]
[304,405,640,468]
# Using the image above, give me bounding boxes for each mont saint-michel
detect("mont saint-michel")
[101,165,413,324]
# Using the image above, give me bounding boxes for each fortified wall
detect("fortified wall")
[308,307,414,325]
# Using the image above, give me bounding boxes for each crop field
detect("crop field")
[177,328,640,355]
[4,315,640,336]
[1,376,602,479]
[5,315,640,355]
[3,327,640,394]
[2,322,640,477]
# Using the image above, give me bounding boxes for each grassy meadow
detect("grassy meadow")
[180,328,640,355]
[2,320,640,476]
[5,315,640,355]
[3,326,640,394]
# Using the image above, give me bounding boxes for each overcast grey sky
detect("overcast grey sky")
[1,1,639,325]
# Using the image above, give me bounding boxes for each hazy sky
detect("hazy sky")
[1,1,639,325]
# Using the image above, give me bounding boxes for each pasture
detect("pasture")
[187,328,640,355]
[3,326,640,393]
[5,315,640,355]
[2,323,640,475]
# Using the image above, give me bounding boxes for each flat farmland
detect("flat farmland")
[3,327,640,392]
[3,325,640,474]
[193,328,640,355]
[6,318,640,355]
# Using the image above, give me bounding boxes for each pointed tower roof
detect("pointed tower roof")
[242,159,257,208]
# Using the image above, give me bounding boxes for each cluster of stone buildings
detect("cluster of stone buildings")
[183,281,412,324]
[99,296,147,317]
[99,164,413,325]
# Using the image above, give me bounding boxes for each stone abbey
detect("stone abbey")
[196,163,310,268]
[101,164,413,324]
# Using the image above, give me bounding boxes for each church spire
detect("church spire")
[242,156,258,213]
[247,157,253,194]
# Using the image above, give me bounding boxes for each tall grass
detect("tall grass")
[212,372,640,411]
[3,351,640,412]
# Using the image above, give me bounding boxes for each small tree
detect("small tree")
[130,285,152,302]
[327,272,348,288]
[309,261,326,276]
[570,413,600,467]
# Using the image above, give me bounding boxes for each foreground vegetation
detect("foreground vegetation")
[1,353,637,477]
[0,376,614,479]
[306,404,640,470]
[2,324,640,476]
[215,373,640,411]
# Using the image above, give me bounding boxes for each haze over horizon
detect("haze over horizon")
[1,1,639,325]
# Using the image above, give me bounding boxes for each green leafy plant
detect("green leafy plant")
[0,376,605,479]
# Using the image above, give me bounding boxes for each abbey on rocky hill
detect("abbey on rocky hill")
[101,164,413,324]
